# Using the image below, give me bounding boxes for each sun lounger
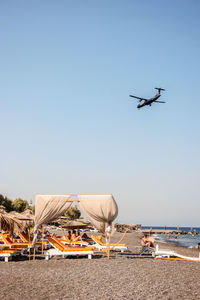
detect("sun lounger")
[18,232,33,243]
[45,237,94,260]
[18,232,48,247]
[91,235,127,252]
[0,233,39,250]
[60,236,89,247]
[0,248,18,262]
[154,245,200,262]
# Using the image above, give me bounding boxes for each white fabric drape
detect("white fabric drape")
[78,194,118,234]
[34,195,71,231]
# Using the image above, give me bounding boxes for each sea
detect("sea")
[141,226,200,248]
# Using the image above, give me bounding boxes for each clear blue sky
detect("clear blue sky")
[1,1,200,226]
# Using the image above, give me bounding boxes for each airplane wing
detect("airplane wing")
[154,101,165,103]
[129,95,148,101]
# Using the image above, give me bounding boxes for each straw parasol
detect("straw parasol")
[0,205,6,214]
[61,219,91,230]
[21,208,34,219]
[8,211,34,229]
[8,211,32,220]
[0,212,25,235]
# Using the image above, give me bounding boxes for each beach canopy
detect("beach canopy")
[34,195,71,231]
[34,194,118,234]
[78,195,118,233]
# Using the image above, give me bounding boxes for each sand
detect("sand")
[0,231,200,300]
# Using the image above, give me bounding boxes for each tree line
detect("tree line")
[0,194,30,213]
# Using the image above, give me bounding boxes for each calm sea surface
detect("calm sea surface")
[142,226,200,248]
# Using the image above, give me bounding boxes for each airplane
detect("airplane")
[129,88,165,109]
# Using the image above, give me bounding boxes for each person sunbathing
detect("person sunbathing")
[81,232,90,241]
[141,234,154,248]
[71,230,83,242]
[67,231,72,240]
[70,230,89,245]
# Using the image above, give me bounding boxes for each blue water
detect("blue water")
[141,226,200,248]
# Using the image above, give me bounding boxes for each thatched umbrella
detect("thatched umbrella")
[21,208,34,219]
[8,211,34,229]
[61,219,91,230]
[0,212,25,235]
[0,205,6,214]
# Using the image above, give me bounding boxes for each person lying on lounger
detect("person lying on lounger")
[81,232,90,241]
[71,230,85,242]
[67,231,72,240]
[141,234,154,248]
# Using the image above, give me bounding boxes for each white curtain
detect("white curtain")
[34,195,71,230]
[78,194,118,234]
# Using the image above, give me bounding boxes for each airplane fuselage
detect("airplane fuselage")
[137,93,161,109]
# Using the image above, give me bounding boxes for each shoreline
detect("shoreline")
[152,233,200,249]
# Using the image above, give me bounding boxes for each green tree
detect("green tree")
[0,194,3,205]
[0,194,13,212]
[31,205,35,214]
[12,198,29,213]
[64,205,81,220]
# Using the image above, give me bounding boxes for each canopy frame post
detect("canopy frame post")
[28,228,31,261]
[42,225,44,255]
[107,232,111,260]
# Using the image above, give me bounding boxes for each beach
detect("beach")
[0,231,200,300]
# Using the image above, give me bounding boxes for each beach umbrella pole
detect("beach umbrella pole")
[33,246,36,261]
[42,225,44,255]
[107,232,111,260]
[28,228,31,261]
[60,226,66,240]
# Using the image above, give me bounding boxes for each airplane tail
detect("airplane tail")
[155,87,165,92]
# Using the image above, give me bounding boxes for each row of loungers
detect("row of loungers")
[0,232,128,262]
[2,233,199,262]
[45,235,128,260]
